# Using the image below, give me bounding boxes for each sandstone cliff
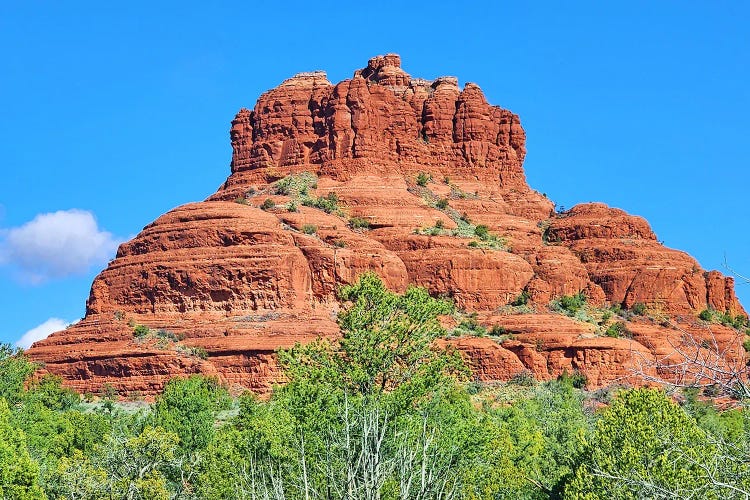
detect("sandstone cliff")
[27,55,746,395]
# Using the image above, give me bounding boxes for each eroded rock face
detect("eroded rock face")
[219,54,533,212]
[547,203,744,315]
[27,55,746,396]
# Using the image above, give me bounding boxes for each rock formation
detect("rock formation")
[27,55,747,396]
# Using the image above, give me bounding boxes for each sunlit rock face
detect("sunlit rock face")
[27,55,745,396]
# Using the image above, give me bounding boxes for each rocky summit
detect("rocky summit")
[28,54,746,396]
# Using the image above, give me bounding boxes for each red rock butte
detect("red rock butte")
[28,54,746,395]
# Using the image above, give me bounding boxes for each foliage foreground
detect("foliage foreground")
[2,275,750,498]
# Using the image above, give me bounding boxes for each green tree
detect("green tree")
[229,274,489,499]
[491,381,592,498]
[23,374,80,411]
[0,343,37,405]
[565,388,718,499]
[275,272,464,427]
[153,375,230,453]
[12,374,85,463]
[98,426,179,499]
[333,272,460,395]
[0,398,46,499]
[46,450,108,500]
[12,400,77,461]
[45,425,180,500]
[195,396,298,498]
[195,274,491,498]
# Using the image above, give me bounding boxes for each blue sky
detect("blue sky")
[1,1,748,346]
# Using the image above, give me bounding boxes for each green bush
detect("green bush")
[631,302,647,316]
[474,224,490,240]
[558,369,587,389]
[436,198,449,210]
[719,311,736,327]
[561,293,586,311]
[133,325,150,338]
[190,347,209,360]
[453,223,507,250]
[511,290,530,307]
[273,178,292,195]
[155,329,182,342]
[605,321,627,338]
[465,380,483,395]
[552,292,587,316]
[302,224,317,235]
[273,172,318,196]
[489,325,508,336]
[416,172,431,187]
[698,308,748,329]
[453,314,487,337]
[302,192,339,214]
[260,198,275,210]
[735,315,749,328]
[509,370,536,386]
[570,372,587,389]
[699,309,713,321]
[133,325,186,343]
[101,383,118,401]
[319,192,339,213]
[349,216,371,229]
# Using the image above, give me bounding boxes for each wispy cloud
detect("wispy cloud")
[0,209,123,283]
[16,317,69,349]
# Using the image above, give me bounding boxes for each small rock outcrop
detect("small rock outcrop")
[27,55,746,396]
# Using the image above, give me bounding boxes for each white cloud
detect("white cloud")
[0,209,123,283]
[16,317,69,349]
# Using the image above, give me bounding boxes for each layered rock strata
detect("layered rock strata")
[28,55,746,395]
